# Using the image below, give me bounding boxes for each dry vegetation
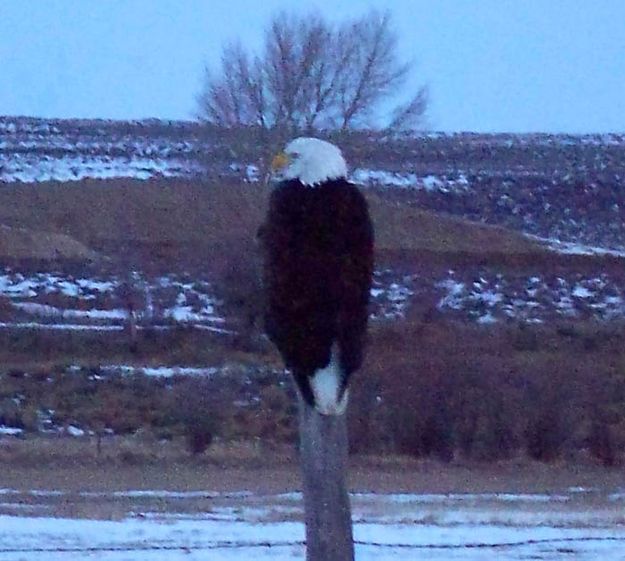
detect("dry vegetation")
[3,317,625,467]
[2,435,624,497]
[0,178,548,269]
[0,224,97,260]
[350,316,625,466]
[0,326,247,372]
[1,178,624,470]
[0,179,269,270]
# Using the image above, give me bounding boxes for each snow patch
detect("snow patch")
[0,426,23,436]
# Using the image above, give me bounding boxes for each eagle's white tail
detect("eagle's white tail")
[310,345,349,415]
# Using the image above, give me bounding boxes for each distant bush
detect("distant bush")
[171,379,225,456]
[361,319,625,463]
[0,297,13,320]
[211,245,265,351]
[526,407,567,461]
[185,421,217,456]
[587,420,616,467]
[0,397,24,429]
[347,372,383,454]
[2,317,625,465]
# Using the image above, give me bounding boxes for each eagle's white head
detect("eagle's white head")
[271,137,348,187]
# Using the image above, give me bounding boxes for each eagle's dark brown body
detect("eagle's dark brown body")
[261,178,374,409]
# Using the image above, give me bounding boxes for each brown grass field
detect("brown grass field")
[2,436,623,497]
[0,178,550,268]
[4,439,624,532]
[1,178,625,481]
[1,177,620,277]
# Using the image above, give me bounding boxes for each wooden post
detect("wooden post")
[298,398,354,561]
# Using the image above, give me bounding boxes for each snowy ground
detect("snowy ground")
[0,151,471,193]
[1,488,624,560]
[435,270,625,324]
[374,268,625,324]
[0,117,205,183]
[526,235,625,259]
[0,153,204,183]
[0,116,469,192]
[1,116,456,189]
[352,168,470,193]
[0,268,413,332]
[0,270,227,331]
[1,267,624,332]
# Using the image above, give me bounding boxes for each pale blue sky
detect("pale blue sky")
[2,0,624,132]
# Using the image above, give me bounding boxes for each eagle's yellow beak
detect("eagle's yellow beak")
[271,151,290,172]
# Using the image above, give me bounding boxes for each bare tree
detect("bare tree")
[334,11,410,131]
[197,43,264,128]
[388,86,429,132]
[197,10,427,140]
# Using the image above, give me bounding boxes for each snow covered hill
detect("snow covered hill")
[2,116,624,251]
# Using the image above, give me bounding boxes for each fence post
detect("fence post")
[298,397,355,561]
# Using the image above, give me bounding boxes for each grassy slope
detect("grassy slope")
[0,177,557,372]
[0,178,548,269]
[1,179,625,465]
[0,224,98,260]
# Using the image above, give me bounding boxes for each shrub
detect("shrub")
[588,420,616,467]
[347,373,383,454]
[185,422,216,456]
[171,379,224,455]
[0,398,23,429]
[526,406,567,461]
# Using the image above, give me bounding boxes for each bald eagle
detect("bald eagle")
[261,138,374,415]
